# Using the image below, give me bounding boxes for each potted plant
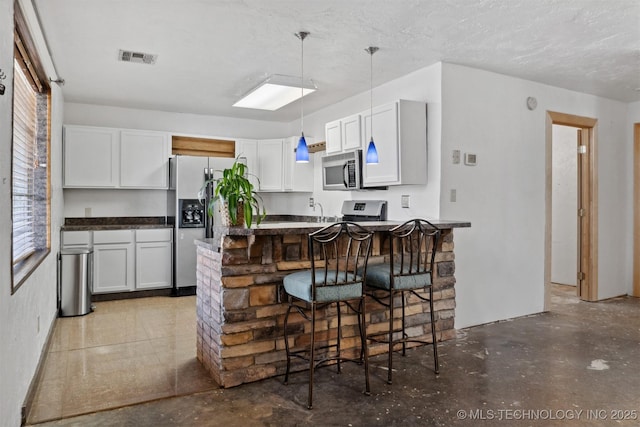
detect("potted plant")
[202,157,266,228]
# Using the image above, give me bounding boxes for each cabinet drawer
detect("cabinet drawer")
[136,228,172,242]
[62,231,91,246]
[94,230,134,244]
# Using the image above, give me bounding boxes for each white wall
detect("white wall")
[440,63,631,328]
[0,0,65,425]
[551,125,578,285]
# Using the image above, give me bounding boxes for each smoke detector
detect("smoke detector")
[118,49,157,65]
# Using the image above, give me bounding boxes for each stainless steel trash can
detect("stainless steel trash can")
[58,248,93,317]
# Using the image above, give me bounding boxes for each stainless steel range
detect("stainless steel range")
[341,200,387,222]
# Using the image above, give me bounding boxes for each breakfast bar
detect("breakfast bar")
[195,220,470,387]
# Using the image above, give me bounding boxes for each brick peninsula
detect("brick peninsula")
[194,220,471,388]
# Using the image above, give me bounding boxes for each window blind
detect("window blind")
[13,58,38,264]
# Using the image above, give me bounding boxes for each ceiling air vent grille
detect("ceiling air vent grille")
[118,49,157,65]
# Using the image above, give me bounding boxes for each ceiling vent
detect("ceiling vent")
[118,49,157,65]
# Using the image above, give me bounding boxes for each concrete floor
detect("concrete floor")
[29,285,640,426]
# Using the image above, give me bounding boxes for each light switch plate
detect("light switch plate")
[401,195,410,208]
[452,149,460,164]
[450,189,457,202]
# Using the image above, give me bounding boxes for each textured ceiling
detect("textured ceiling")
[33,0,640,122]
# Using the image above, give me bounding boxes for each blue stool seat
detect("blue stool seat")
[283,271,363,303]
[365,264,431,291]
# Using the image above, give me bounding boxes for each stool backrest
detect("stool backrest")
[389,219,441,280]
[309,222,374,297]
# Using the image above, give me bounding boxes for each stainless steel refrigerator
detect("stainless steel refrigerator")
[167,155,235,295]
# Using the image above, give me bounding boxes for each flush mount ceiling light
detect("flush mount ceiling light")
[233,74,316,111]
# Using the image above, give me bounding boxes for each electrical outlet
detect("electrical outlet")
[401,195,410,208]
[308,197,314,207]
[85,207,92,217]
[450,189,457,202]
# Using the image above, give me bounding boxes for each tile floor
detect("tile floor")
[27,296,217,424]
[27,285,640,426]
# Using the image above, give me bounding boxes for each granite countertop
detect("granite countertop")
[195,219,470,250]
[61,217,173,231]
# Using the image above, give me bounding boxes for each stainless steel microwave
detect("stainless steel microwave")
[322,150,362,190]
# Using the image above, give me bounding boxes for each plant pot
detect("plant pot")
[219,201,245,227]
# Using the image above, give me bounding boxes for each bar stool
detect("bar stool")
[365,219,441,384]
[282,222,373,409]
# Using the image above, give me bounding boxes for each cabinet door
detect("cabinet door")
[283,137,314,192]
[120,130,169,188]
[362,102,400,186]
[235,139,259,188]
[325,120,342,154]
[257,139,284,191]
[136,241,172,290]
[63,126,118,188]
[93,243,134,293]
[342,114,362,151]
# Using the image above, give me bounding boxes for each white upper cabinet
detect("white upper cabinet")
[250,137,314,192]
[235,139,259,188]
[361,100,427,187]
[325,120,342,154]
[64,126,119,188]
[341,114,362,151]
[257,139,284,191]
[63,125,169,189]
[324,114,361,154]
[283,136,314,192]
[120,130,169,188]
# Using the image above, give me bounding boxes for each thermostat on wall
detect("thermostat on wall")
[464,153,477,166]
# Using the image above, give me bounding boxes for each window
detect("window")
[12,4,51,292]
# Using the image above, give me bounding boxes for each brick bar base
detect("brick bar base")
[196,228,459,388]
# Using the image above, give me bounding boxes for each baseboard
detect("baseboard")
[91,288,172,302]
[171,286,196,297]
[21,314,57,426]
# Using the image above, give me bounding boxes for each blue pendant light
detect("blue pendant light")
[365,46,379,165]
[295,32,310,163]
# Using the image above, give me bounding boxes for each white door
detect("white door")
[136,241,172,289]
[362,102,400,186]
[257,139,284,191]
[93,244,134,293]
[120,130,169,188]
[63,126,118,188]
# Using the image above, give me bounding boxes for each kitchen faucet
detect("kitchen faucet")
[313,202,324,222]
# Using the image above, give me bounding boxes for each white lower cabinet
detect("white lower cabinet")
[87,228,172,294]
[93,230,135,294]
[135,229,172,290]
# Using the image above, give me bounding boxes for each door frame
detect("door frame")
[633,123,640,297]
[545,111,598,308]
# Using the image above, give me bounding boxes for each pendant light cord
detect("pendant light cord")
[297,32,309,134]
[370,48,373,138]
[366,47,378,140]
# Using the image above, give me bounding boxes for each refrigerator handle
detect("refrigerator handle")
[204,169,213,238]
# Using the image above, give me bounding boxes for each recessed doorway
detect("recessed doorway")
[545,111,598,309]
